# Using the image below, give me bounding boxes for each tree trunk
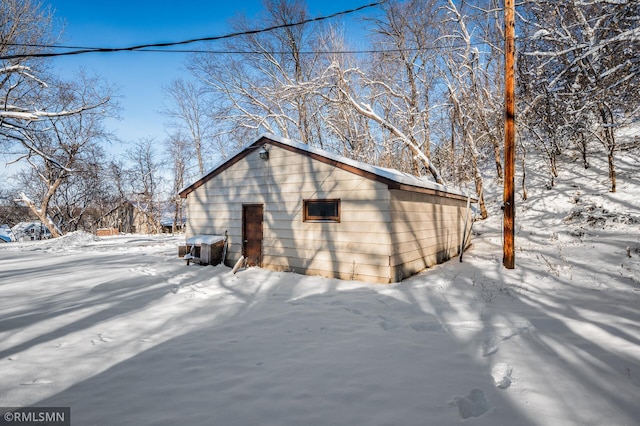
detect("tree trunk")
[173,202,179,234]
[492,137,504,181]
[599,103,616,193]
[473,158,489,219]
[608,150,616,193]
[195,137,204,175]
[467,134,488,219]
[579,133,590,169]
[19,192,62,238]
[548,151,558,188]
[521,154,528,201]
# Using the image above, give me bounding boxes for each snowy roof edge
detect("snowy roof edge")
[180,133,475,200]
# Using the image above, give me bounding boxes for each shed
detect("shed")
[181,234,226,266]
[179,134,475,284]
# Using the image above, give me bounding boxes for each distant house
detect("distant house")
[97,201,161,234]
[97,201,184,235]
[179,134,475,284]
[11,222,51,241]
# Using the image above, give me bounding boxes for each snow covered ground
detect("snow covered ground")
[0,149,639,425]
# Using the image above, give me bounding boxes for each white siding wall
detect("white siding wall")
[389,190,470,281]
[186,145,392,283]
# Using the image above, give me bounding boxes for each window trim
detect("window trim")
[303,199,341,223]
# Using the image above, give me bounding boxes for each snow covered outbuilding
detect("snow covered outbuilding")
[179,134,475,283]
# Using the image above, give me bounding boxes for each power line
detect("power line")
[1,1,387,60]
[4,41,504,58]
[44,43,492,55]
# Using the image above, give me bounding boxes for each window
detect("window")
[303,199,340,222]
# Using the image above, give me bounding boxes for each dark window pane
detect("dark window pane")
[308,201,337,218]
[304,199,340,221]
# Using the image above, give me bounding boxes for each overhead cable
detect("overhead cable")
[0,0,387,60]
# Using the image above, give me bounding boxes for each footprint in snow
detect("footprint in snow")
[167,273,192,286]
[483,326,531,356]
[129,265,157,276]
[288,300,310,306]
[21,378,53,386]
[378,315,402,331]
[452,388,489,419]
[482,337,500,357]
[410,321,443,332]
[491,363,514,389]
[503,326,530,340]
[91,334,113,345]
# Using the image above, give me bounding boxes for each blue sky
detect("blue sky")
[43,0,376,154]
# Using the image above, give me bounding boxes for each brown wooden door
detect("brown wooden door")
[242,204,263,267]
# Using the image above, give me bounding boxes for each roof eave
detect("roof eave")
[179,133,475,202]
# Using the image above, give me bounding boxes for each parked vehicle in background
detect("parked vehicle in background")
[0,224,15,242]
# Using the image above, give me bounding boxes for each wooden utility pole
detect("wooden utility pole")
[503,0,516,269]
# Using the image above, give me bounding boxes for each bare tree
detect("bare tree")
[1,0,57,135]
[91,160,134,232]
[126,138,163,234]
[520,0,640,192]
[12,72,113,237]
[188,0,325,146]
[0,184,31,227]
[364,0,442,174]
[1,0,116,236]
[162,79,212,175]
[1,0,106,160]
[180,0,521,198]
[435,0,503,218]
[320,61,445,183]
[165,132,189,233]
[50,144,109,232]
[310,25,379,162]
